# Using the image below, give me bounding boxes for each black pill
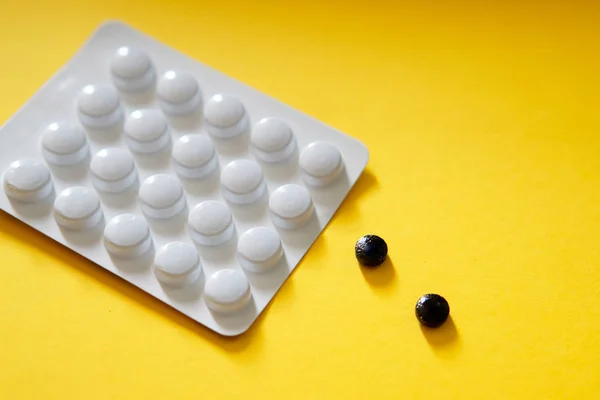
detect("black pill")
[415,294,450,328]
[355,234,388,267]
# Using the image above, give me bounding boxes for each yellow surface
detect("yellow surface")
[1,0,600,398]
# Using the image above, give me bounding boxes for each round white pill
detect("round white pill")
[3,159,53,203]
[41,122,89,166]
[204,269,252,313]
[76,84,123,129]
[251,118,296,163]
[54,186,102,231]
[138,174,186,219]
[90,148,137,193]
[172,134,217,179]
[204,94,248,138]
[299,141,344,187]
[237,227,283,273]
[104,214,152,259]
[153,242,202,287]
[110,46,156,92]
[188,200,235,246]
[269,184,314,229]
[124,109,170,154]
[156,71,202,116]
[220,159,266,204]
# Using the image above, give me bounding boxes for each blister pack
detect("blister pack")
[0,21,369,335]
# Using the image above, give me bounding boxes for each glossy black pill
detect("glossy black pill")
[415,293,450,328]
[355,234,388,267]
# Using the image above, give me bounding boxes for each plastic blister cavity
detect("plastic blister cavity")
[104,214,153,259]
[220,159,266,205]
[0,21,369,336]
[153,242,202,287]
[237,227,283,273]
[124,109,171,154]
[299,141,344,187]
[172,135,218,179]
[41,122,89,166]
[3,159,54,203]
[188,200,235,246]
[157,70,203,116]
[269,184,314,229]
[110,46,156,93]
[251,118,296,163]
[204,269,252,313]
[90,148,138,193]
[138,174,186,219]
[204,94,249,139]
[77,84,124,130]
[53,186,103,231]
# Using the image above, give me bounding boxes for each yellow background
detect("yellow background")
[1,0,600,398]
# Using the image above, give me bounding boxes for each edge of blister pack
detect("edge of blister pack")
[0,20,369,336]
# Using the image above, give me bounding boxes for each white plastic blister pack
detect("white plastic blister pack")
[0,21,369,335]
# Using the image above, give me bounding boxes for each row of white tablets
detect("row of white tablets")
[41,107,343,187]
[28,140,340,221]
[3,156,325,230]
